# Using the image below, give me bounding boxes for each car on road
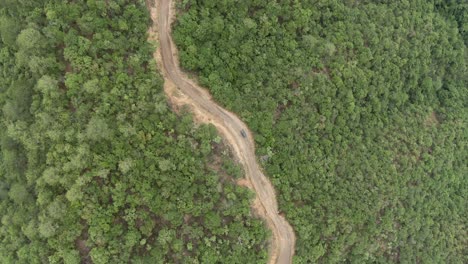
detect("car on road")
[240,129,247,138]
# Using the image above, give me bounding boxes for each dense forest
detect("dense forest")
[173,0,467,263]
[0,1,268,263]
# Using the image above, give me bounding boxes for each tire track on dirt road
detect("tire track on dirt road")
[148,0,296,263]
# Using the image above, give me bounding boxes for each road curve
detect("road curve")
[148,0,296,263]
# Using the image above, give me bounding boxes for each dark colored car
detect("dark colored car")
[240,129,247,138]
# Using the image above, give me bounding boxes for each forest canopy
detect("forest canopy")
[0,1,267,263]
[173,0,467,263]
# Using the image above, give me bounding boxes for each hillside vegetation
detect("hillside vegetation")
[173,0,467,263]
[0,1,267,263]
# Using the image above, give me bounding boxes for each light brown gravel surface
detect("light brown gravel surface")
[148,1,296,263]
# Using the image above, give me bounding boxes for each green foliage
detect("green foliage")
[174,0,467,263]
[8,183,28,204]
[16,28,44,51]
[0,0,267,263]
[0,16,21,47]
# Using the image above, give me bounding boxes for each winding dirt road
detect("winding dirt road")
[148,0,296,263]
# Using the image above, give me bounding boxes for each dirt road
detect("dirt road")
[148,0,296,263]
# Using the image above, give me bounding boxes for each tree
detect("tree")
[86,116,111,141]
[38,219,57,238]
[0,15,21,47]
[8,183,28,204]
[16,28,44,51]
